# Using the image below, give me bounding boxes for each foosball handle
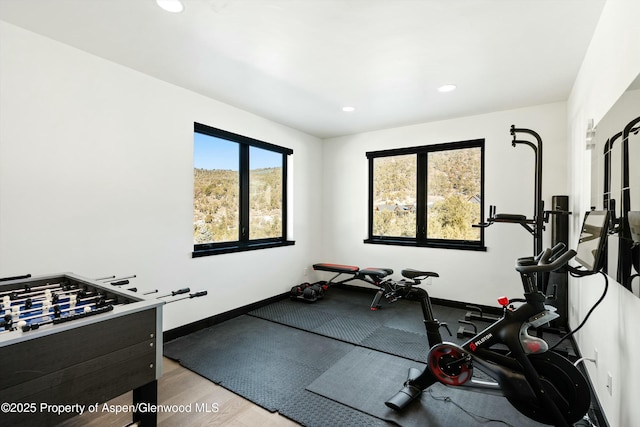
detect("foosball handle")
[164,290,208,304]
[172,288,190,296]
[0,274,31,283]
[190,291,207,298]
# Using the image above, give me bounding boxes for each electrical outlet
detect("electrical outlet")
[303,267,308,277]
[594,348,598,367]
[607,372,613,396]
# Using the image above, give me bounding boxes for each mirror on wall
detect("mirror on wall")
[590,73,640,296]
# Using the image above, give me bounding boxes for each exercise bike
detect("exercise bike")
[385,244,592,427]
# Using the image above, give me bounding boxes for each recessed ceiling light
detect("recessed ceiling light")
[156,0,184,13]
[342,106,356,112]
[438,84,457,93]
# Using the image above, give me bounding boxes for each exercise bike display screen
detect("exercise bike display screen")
[575,210,610,272]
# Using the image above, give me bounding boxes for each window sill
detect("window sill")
[364,238,486,252]
[193,240,295,258]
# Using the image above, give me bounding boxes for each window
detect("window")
[193,123,294,257]
[365,139,485,250]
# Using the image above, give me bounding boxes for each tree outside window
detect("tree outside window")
[193,123,293,257]
[367,139,485,251]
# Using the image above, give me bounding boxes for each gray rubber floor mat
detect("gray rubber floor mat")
[307,347,547,427]
[163,315,393,426]
[249,287,469,361]
[359,326,430,362]
[165,291,582,427]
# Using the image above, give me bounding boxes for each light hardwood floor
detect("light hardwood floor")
[58,357,300,426]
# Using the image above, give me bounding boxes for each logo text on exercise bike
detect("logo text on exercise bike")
[470,333,493,351]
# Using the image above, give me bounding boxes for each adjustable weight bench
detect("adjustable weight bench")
[312,263,397,310]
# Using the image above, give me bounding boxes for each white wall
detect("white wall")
[567,1,640,426]
[0,21,324,331]
[320,103,569,307]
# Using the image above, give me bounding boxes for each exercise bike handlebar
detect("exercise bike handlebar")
[515,246,576,274]
[518,242,566,265]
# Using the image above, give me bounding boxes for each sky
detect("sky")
[194,132,282,170]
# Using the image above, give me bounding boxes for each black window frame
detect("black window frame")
[192,122,294,257]
[365,138,486,251]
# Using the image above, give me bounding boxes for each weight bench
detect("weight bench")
[312,263,395,310]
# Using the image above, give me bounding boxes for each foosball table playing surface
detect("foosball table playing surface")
[0,273,163,426]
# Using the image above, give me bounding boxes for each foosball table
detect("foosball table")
[0,273,164,426]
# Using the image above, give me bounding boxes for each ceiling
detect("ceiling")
[0,0,607,139]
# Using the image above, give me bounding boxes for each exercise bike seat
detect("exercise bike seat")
[401,269,439,280]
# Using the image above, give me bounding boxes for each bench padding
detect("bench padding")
[359,268,393,278]
[313,263,359,273]
[313,264,393,279]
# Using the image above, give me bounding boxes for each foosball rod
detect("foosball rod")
[97,275,137,286]
[3,291,118,332]
[0,281,70,299]
[95,274,142,292]
[3,289,206,332]
[3,284,107,308]
[155,288,190,298]
[95,274,154,293]
[2,285,106,310]
[5,292,97,317]
[1,300,113,333]
[9,296,117,324]
[163,291,208,303]
[10,304,115,333]
[2,286,83,307]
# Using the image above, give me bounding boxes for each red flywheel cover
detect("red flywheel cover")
[428,343,472,386]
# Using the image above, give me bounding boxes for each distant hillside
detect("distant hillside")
[372,149,481,240]
[193,167,282,243]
